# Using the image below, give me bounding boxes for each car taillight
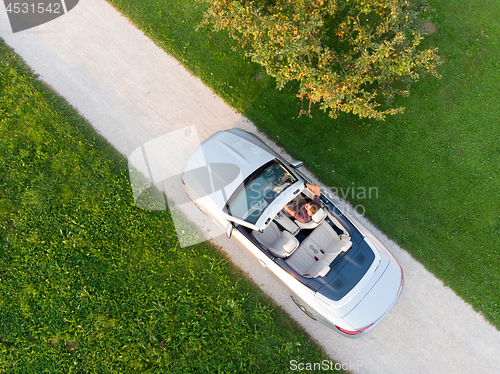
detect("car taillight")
[335,323,374,335]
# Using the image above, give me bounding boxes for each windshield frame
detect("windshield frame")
[223,159,298,224]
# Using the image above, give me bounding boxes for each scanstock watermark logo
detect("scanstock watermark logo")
[4,0,79,33]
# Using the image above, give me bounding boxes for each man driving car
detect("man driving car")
[283,183,321,223]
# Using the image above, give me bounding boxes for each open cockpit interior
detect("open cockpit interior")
[244,190,353,278]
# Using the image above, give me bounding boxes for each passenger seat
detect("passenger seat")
[252,222,299,258]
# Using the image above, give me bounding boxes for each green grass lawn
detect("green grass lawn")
[0,39,343,373]
[105,0,500,328]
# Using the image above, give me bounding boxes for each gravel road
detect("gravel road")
[1,1,499,373]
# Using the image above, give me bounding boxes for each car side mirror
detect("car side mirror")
[290,161,304,169]
[226,222,233,238]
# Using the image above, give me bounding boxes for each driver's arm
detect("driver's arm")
[283,204,296,217]
[306,183,321,197]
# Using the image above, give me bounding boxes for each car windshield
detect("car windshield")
[225,160,297,224]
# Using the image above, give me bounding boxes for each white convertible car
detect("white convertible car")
[181,129,404,338]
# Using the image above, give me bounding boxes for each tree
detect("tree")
[201,0,441,120]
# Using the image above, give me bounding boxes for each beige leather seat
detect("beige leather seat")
[252,222,299,258]
[286,238,332,277]
[295,208,327,230]
[308,221,351,256]
[286,221,352,278]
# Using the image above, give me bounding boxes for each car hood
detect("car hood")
[342,258,403,330]
[183,131,275,208]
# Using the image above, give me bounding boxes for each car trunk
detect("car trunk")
[342,259,403,330]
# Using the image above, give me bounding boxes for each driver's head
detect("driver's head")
[305,201,320,216]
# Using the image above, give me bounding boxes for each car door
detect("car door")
[231,227,276,270]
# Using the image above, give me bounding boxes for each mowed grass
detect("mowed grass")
[0,39,342,373]
[105,0,500,327]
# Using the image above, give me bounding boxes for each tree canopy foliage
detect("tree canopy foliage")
[201,0,442,120]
